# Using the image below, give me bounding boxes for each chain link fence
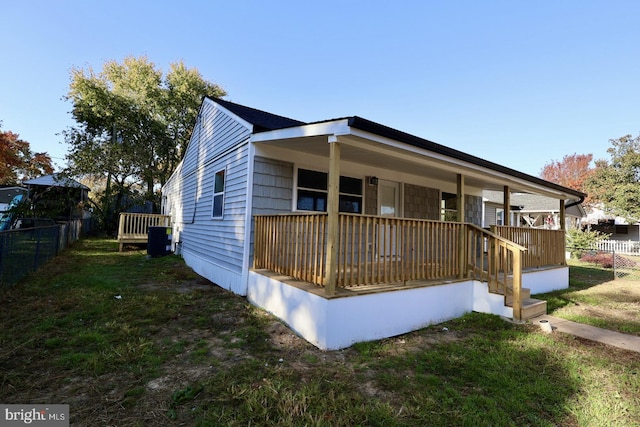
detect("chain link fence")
[0,219,95,287]
[567,246,640,280]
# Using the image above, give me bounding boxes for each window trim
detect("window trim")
[212,168,226,219]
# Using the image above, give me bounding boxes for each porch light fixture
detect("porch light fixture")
[368,176,379,186]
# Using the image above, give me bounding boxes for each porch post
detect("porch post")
[503,186,511,227]
[457,174,466,279]
[456,174,465,222]
[324,136,340,295]
[512,249,523,321]
[560,199,567,265]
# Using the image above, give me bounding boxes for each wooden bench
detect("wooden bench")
[117,213,171,251]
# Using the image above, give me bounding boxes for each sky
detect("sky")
[1,0,639,177]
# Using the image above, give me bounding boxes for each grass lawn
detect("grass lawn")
[539,258,640,336]
[1,238,639,426]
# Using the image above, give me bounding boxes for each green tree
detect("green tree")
[566,227,609,259]
[63,56,225,232]
[585,134,640,222]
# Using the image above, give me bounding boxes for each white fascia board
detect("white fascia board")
[250,119,351,143]
[348,127,576,200]
[206,98,254,132]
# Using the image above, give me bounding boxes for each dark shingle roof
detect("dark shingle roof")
[484,190,559,209]
[209,98,585,200]
[484,190,585,216]
[347,117,586,199]
[211,98,305,132]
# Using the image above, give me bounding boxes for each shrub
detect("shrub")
[579,251,636,269]
[566,227,610,259]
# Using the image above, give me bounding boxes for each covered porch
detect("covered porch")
[246,126,579,349]
[253,213,566,317]
[249,213,567,350]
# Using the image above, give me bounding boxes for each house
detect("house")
[23,174,90,221]
[583,204,640,241]
[0,186,27,212]
[0,186,27,231]
[161,97,585,350]
[483,190,586,230]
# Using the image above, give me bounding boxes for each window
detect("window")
[441,192,457,221]
[297,169,327,211]
[296,168,362,213]
[496,208,504,226]
[212,169,225,218]
[339,176,363,213]
[616,225,629,235]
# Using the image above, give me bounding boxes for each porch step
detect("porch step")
[487,280,531,304]
[517,298,548,320]
[505,287,531,305]
[493,282,546,319]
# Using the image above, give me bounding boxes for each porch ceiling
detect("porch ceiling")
[257,133,577,200]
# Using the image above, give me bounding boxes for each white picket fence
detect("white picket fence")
[595,239,640,255]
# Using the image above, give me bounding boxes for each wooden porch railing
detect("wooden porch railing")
[466,224,527,320]
[337,214,464,286]
[117,213,171,251]
[254,213,466,288]
[491,225,565,268]
[253,213,538,320]
[254,213,328,285]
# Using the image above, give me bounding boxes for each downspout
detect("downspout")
[564,194,586,230]
[562,194,585,263]
[565,194,585,208]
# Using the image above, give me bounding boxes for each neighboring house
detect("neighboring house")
[0,187,27,231]
[583,204,640,241]
[483,190,586,230]
[0,186,27,212]
[23,174,90,221]
[162,97,585,350]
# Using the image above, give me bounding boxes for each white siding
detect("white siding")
[484,204,497,228]
[162,99,252,294]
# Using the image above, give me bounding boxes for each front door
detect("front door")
[378,180,401,258]
[379,180,400,217]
